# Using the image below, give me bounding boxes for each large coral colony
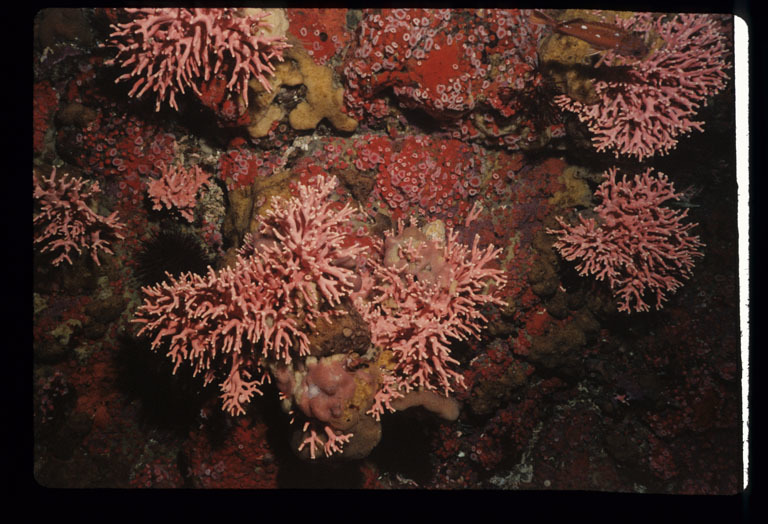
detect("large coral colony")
[33,8,733,478]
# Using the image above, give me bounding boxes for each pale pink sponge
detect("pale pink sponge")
[296,357,359,422]
[547,167,704,313]
[33,167,126,267]
[103,8,290,111]
[555,13,731,161]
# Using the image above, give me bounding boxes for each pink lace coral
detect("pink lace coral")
[241,177,368,332]
[33,167,125,266]
[146,163,211,222]
[103,8,289,111]
[132,259,273,416]
[357,216,507,419]
[554,13,731,161]
[547,167,704,313]
[132,176,367,417]
[298,422,353,460]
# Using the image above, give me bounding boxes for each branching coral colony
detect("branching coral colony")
[133,177,506,458]
[33,167,126,267]
[547,167,704,313]
[102,8,290,111]
[553,12,731,161]
[146,163,211,223]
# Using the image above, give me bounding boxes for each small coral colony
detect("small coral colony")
[33,8,735,483]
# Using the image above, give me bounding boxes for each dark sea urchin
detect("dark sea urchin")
[135,229,213,288]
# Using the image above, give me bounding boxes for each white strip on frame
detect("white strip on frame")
[733,14,749,492]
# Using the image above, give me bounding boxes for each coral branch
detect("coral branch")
[555,13,731,160]
[297,422,353,459]
[133,176,366,415]
[103,8,290,111]
[33,167,125,266]
[547,167,704,313]
[358,219,507,396]
[146,163,211,222]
